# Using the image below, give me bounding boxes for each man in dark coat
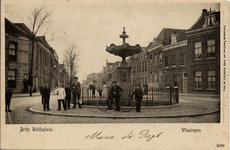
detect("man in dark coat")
[65,83,71,109]
[131,84,143,112]
[5,87,12,112]
[40,83,45,105]
[43,82,51,111]
[72,77,81,108]
[111,81,122,111]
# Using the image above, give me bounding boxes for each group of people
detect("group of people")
[105,81,144,113]
[40,77,81,111]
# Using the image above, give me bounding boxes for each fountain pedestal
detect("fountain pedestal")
[106,27,142,96]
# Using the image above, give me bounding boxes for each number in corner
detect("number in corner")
[216,144,225,148]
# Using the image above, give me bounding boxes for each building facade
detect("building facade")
[5,18,65,93]
[185,9,220,94]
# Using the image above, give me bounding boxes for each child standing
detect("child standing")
[55,83,66,111]
[5,87,12,112]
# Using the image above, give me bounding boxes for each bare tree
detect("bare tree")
[63,43,80,86]
[27,6,52,96]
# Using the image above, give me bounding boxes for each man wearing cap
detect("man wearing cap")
[72,77,81,108]
[111,81,122,111]
[130,84,143,112]
[43,82,51,111]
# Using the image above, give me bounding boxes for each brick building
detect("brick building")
[146,28,187,89]
[5,18,32,93]
[127,47,148,88]
[5,18,65,93]
[185,9,220,94]
[162,32,188,93]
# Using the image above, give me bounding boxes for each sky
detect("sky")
[4,1,220,82]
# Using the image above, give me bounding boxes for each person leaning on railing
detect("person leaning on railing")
[130,84,143,113]
[111,81,122,112]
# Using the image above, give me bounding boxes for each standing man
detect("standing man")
[5,87,12,112]
[111,81,122,111]
[40,83,45,105]
[131,84,143,112]
[43,82,51,111]
[65,83,71,109]
[72,77,81,108]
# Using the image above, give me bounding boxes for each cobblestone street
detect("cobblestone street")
[5,93,220,124]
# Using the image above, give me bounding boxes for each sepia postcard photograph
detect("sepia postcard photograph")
[1,0,229,149]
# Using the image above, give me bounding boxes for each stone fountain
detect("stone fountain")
[106,27,141,89]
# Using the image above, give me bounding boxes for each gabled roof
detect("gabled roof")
[146,28,187,51]
[37,36,52,52]
[14,23,34,37]
[5,18,30,38]
[190,10,220,30]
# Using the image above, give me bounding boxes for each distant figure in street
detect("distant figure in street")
[65,83,71,109]
[102,82,107,98]
[107,82,113,110]
[131,84,143,112]
[40,83,45,105]
[92,86,96,98]
[55,83,66,111]
[5,87,12,112]
[43,82,51,111]
[143,82,148,97]
[111,81,122,112]
[72,77,81,108]
[98,89,102,98]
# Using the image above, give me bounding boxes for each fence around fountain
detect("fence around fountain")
[76,86,179,107]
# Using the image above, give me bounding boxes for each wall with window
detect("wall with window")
[5,35,30,93]
[186,33,220,94]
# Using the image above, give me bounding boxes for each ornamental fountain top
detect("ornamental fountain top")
[106,27,142,66]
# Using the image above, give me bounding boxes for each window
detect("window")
[195,42,202,59]
[159,52,162,63]
[140,63,141,72]
[172,55,175,66]
[8,70,16,88]
[9,43,17,61]
[150,55,152,65]
[142,62,144,72]
[166,76,170,87]
[154,54,157,64]
[154,71,157,82]
[207,40,215,58]
[194,71,202,89]
[208,16,214,26]
[165,57,169,67]
[159,70,162,84]
[207,71,216,89]
[174,76,178,86]
[180,53,185,65]
[145,61,147,71]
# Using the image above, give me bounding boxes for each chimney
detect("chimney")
[202,9,207,15]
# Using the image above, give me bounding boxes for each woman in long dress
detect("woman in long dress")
[102,82,108,98]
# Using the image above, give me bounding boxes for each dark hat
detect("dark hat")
[74,77,78,79]
[112,81,117,84]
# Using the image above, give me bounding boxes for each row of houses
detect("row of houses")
[5,18,69,93]
[87,8,220,95]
